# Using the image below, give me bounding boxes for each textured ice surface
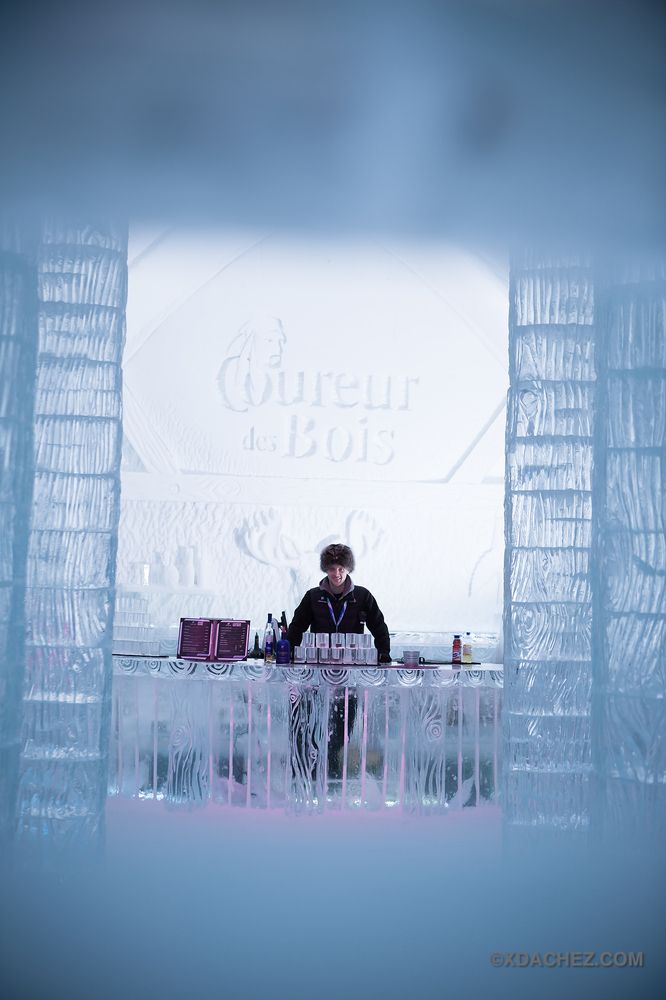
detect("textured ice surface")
[0,221,127,860]
[505,256,666,840]
[592,262,666,841]
[109,662,503,814]
[504,256,595,833]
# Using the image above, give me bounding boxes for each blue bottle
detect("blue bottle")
[276,624,291,664]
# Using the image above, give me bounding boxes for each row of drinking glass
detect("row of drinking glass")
[293,632,378,666]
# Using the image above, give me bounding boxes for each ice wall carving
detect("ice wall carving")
[119,233,507,633]
[14,221,127,858]
[506,255,666,841]
[236,508,384,610]
[110,661,502,813]
[505,256,595,832]
[592,263,666,842]
[117,489,504,632]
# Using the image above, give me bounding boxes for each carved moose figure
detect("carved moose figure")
[235,509,384,608]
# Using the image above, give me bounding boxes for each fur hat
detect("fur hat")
[320,543,355,573]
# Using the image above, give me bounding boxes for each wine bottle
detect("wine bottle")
[249,631,263,660]
[263,614,276,663]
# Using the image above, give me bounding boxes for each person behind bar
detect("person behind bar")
[286,543,391,663]
[287,543,391,783]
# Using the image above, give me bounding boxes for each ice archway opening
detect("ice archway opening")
[1,225,664,861]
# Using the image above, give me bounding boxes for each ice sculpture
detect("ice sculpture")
[0,220,127,859]
[109,659,503,813]
[505,255,666,841]
[504,256,595,833]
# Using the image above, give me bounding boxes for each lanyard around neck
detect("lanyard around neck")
[326,597,347,630]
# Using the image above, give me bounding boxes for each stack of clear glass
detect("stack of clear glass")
[293,632,377,665]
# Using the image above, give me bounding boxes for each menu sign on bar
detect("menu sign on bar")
[177,618,250,662]
[215,619,250,661]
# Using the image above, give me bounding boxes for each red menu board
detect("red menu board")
[177,618,250,662]
[177,618,215,660]
[215,619,250,661]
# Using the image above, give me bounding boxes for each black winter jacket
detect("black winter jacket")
[287,578,391,661]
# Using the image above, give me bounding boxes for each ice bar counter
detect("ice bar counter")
[111,622,502,814]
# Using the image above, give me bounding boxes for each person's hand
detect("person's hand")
[379,653,392,664]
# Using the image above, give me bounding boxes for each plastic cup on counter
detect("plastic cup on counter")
[343,646,354,665]
[403,649,420,666]
[366,648,378,666]
[353,647,366,665]
[331,632,345,647]
[330,647,344,665]
[305,646,318,663]
[318,646,331,663]
[316,632,329,648]
[293,646,306,663]
[301,632,315,647]
[345,633,358,647]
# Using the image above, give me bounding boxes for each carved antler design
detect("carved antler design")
[235,510,300,567]
[345,510,384,559]
[236,508,385,609]
[235,510,321,604]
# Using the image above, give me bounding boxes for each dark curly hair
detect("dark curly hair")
[320,543,355,572]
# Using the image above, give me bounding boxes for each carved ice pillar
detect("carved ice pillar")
[592,260,666,843]
[17,221,127,857]
[0,223,38,849]
[504,256,595,834]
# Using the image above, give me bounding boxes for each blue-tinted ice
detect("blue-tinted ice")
[504,256,666,842]
[1,230,664,1000]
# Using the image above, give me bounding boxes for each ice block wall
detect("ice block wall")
[506,254,666,841]
[592,262,666,842]
[13,221,127,857]
[505,256,595,832]
[0,223,38,849]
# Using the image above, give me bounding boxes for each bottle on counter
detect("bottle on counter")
[249,631,264,660]
[263,614,276,663]
[462,631,473,664]
[276,624,291,665]
[452,634,462,666]
[279,610,288,632]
